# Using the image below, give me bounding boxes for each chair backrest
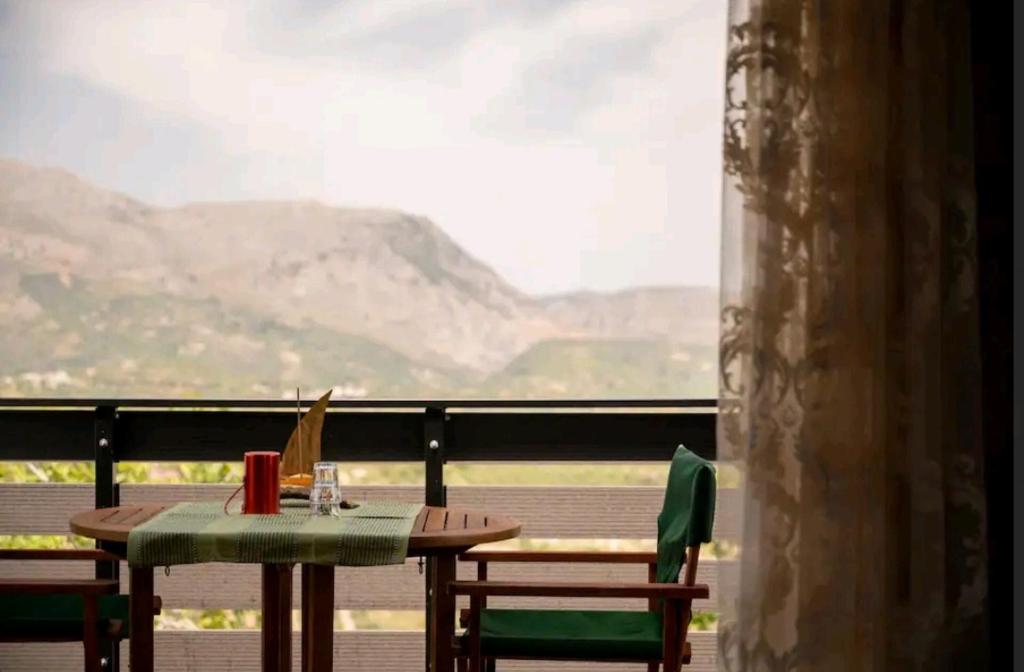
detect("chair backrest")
[655,444,716,585]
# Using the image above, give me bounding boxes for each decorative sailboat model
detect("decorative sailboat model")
[279,388,333,500]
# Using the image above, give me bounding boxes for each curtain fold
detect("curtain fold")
[716,0,989,669]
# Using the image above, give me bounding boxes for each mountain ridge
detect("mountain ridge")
[0,157,718,397]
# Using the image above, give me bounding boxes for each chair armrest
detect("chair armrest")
[458,550,657,565]
[0,549,123,562]
[449,580,709,600]
[0,578,119,596]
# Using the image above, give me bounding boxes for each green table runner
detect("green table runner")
[127,501,422,567]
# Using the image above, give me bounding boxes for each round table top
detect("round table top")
[70,503,520,556]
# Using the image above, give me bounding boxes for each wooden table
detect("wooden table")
[70,503,520,672]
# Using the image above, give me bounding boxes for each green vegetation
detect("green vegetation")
[1,272,716,399]
[1,273,471,398]
[482,339,717,399]
[1,534,93,549]
[690,612,719,630]
[0,461,737,489]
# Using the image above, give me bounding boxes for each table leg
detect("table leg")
[262,563,293,672]
[129,565,154,672]
[430,554,457,672]
[301,564,334,672]
[301,565,310,669]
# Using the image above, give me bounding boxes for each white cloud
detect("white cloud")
[1,0,726,293]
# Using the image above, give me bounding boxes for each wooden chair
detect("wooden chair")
[0,549,161,672]
[451,444,716,672]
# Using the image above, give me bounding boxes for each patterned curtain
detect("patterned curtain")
[716,0,989,670]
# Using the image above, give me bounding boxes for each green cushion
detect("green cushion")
[656,445,716,585]
[474,609,663,660]
[0,594,130,639]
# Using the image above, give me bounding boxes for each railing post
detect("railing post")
[424,406,447,507]
[423,406,447,672]
[94,405,118,510]
[94,405,120,671]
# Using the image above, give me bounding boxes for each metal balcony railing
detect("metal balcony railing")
[0,398,720,672]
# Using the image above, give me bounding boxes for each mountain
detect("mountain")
[0,159,559,370]
[541,286,719,345]
[0,158,718,398]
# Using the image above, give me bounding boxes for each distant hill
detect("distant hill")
[541,286,718,346]
[0,158,718,398]
[481,339,717,399]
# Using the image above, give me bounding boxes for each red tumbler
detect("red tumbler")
[243,451,281,514]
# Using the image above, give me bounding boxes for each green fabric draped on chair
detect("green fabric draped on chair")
[452,444,716,671]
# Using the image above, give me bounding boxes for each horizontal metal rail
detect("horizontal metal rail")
[0,398,717,409]
[0,400,717,463]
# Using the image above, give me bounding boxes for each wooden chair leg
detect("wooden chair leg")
[83,594,100,672]
[129,566,155,672]
[485,659,496,672]
[679,602,693,666]
[467,596,482,672]
[648,562,659,672]
[662,599,682,672]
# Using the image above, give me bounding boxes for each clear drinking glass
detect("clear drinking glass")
[310,461,341,517]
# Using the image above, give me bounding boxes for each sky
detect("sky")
[0,0,727,295]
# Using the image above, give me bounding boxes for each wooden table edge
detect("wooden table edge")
[70,503,522,555]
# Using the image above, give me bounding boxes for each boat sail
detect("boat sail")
[280,388,333,489]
